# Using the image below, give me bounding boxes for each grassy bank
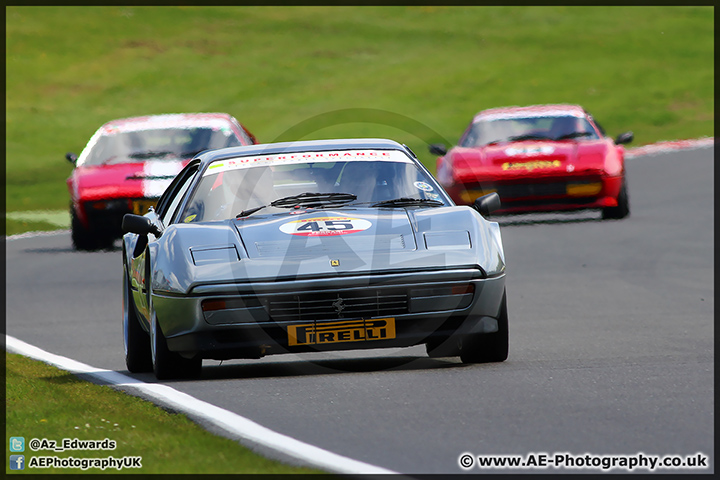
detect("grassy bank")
[6,6,713,234]
[5,353,325,474]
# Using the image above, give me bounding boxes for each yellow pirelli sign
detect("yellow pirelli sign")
[502,160,561,171]
[287,318,396,346]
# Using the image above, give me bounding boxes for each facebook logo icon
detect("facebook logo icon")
[10,455,25,470]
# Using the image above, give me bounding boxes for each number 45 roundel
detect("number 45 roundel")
[279,217,372,236]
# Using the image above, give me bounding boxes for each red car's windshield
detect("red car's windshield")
[459,115,601,147]
[82,127,242,166]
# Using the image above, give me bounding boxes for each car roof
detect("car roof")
[196,138,412,165]
[473,104,588,122]
[99,113,236,134]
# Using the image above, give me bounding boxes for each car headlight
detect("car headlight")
[483,222,506,276]
[409,284,475,313]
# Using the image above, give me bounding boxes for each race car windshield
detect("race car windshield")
[82,127,241,166]
[460,116,600,147]
[182,158,448,223]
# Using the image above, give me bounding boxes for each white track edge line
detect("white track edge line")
[5,229,70,240]
[5,334,400,476]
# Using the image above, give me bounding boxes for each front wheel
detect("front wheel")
[150,313,202,380]
[426,336,462,358]
[460,291,509,364]
[123,267,152,373]
[71,206,114,250]
[71,206,99,251]
[602,177,630,220]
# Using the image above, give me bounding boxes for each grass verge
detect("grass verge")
[6,6,714,229]
[5,353,326,475]
[5,220,65,237]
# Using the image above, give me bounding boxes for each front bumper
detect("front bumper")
[80,198,158,236]
[448,175,623,214]
[151,269,506,360]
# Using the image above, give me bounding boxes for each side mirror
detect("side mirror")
[66,152,78,164]
[428,143,448,156]
[473,192,501,216]
[615,131,634,145]
[122,214,162,237]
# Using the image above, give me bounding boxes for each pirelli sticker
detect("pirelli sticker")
[502,160,561,171]
[288,318,396,346]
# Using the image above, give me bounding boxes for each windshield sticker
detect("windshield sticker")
[475,109,585,122]
[502,160,561,171]
[183,214,197,223]
[505,146,555,156]
[279,216,372,236]
[102,116,234,134]
[414,181,434,192]
[203,150,411,177]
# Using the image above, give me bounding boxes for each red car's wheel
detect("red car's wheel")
[70,207,99,251]
[602,177,630,220]
[71,206,114,250]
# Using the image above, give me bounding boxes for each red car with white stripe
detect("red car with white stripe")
[66,113,257,250]
[429,104,633,219]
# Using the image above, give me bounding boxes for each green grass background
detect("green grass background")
[6,6,714,233]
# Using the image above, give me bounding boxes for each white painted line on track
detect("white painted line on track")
[626,137,714,158]
[5,209,70,228]
[6,335,400,475]
[5,229,70,241]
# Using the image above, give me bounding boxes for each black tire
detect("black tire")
[426,336,462,358]
[70,206,114,250]
[460,291,509,364]
[71,207,99,251]
[150,313,202,380]
[123,266,153,373]
[602,177,630,220]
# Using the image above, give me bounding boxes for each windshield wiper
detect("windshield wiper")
[237,192,358,219]
[506,134,553,142]
[372,197,444,208]
[270,192,357,208]
[128,151,176,159]
[554,132,593,141]
[236,205,267,218]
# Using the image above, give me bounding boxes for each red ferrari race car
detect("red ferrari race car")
[429,104,633,219]
[66,113,257,250]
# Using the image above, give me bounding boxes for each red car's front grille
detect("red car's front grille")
[496,183,568,198]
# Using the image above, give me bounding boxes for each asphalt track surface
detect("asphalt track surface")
[6,146,714,474]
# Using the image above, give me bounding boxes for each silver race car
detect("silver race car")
[122,138,508,379]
